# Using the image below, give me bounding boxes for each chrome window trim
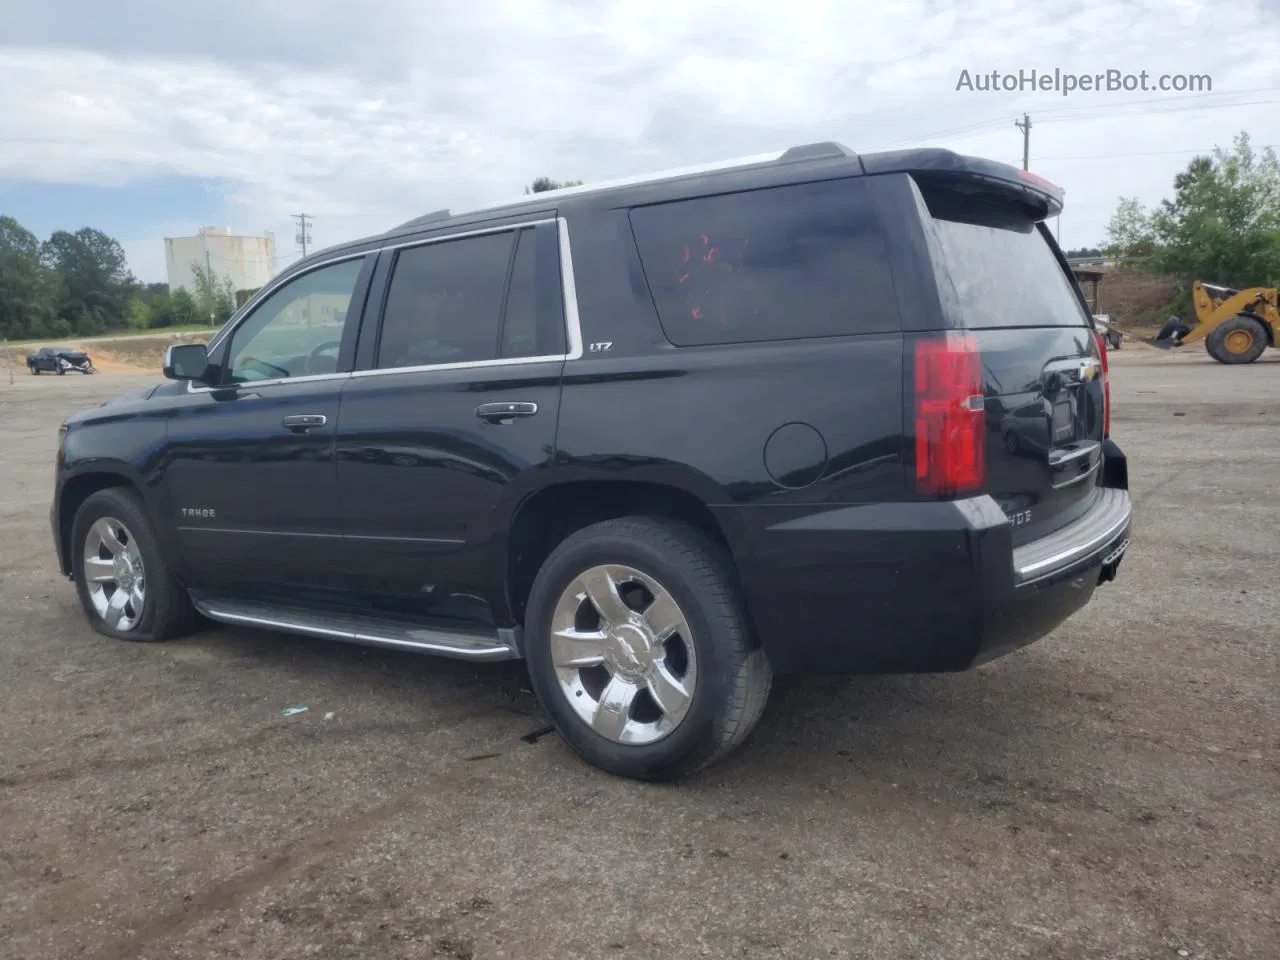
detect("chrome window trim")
[187,371,352,394]
[381,217,556,252]
[349,353,566,380]
[192,215,584,392]
[557,217,584,360]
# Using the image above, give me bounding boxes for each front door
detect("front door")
[163,253,375,595]
[335,223,566,626]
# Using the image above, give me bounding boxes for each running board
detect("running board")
[192,596,520,662]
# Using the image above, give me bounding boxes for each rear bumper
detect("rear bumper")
[721,451,1131,675]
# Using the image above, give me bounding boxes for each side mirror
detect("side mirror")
[163,343,211,382]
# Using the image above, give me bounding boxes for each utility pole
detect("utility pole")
[1015,112,1032,170]
[293,213,313,258]
[204,240,215,327]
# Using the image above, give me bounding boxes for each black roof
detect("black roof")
[295,140,1065,269]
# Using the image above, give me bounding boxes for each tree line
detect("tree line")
[1102,131,1280,290]
[0,217,242,342]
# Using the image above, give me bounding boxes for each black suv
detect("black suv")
[51,141,1131,780]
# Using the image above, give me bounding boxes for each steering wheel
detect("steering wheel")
[305,340,342,374]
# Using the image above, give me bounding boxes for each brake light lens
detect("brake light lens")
[1093,329,1111,437]
[915,334,985,496]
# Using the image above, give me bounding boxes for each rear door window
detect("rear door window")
[916,179,1089,329]
[376,226,564,369]
[629,178,899,346]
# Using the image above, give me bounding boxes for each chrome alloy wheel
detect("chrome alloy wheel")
[83,517,146,633]
[550,564,698,745]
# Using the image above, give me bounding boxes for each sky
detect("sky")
[2,0,1279,283]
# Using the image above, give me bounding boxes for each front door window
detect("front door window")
[224,258,366,384]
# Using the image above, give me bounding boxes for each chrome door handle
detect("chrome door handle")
[475,401,538,424]
[282,414,328,432]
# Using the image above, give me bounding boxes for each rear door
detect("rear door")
[911,175,1106,544]
[335,221,567,626]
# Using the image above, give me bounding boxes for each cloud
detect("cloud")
[2,0,1279,271]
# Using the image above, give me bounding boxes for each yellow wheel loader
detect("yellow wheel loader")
[1151,281,1278,364]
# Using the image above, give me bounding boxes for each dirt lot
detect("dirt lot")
[2,332,212,377]
[1,345,1277,960]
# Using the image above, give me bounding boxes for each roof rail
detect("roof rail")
[395,208,452,231]
[779,141,857,162]
[454,141,862,219]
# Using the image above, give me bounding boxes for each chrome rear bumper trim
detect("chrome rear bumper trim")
[1013,487,1131,585]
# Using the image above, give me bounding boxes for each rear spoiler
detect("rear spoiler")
[861,148,1064,220]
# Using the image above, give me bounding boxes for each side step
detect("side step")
[192,596,521,662]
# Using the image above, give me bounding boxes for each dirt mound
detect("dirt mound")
[1097,268,1184,333]
[82,333,211,374]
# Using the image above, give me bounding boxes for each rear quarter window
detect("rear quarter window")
[628,178,899,346]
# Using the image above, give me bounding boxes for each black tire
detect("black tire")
[1205,315,1268,364]
[70,487,197,643]
[524,516,771,781]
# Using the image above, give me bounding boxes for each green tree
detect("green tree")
[1104,197,1155,260]
[39,227,136,334]
[0,215,57,340]
[146,290,174,328]
[125,296,151,329]
[170,288,198,327]
[525,177,584,194]
[191,262,236,325]
[1104,132,1280,287]
[134,281,170,307]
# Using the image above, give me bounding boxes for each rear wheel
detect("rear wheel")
[71,487,197,643]
[524,517,771,781]
[1206,315,1268,364]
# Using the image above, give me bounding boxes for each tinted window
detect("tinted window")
[629,178,898,346]
[917,179,1088,329]
[225,257,365,384]
[378,232,514,369]
[500,229,538,358]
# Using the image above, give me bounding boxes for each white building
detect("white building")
[164,227,277,298]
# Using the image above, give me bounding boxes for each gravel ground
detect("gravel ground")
[1,346,1277,960]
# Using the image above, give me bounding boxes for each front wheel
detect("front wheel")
[1206,315,1268,364]
[524,517,771,781]
[70,487,197,643]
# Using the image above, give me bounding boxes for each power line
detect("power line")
[1033,85,1280,119]
[867,88,1280,153]
[1037,143,1277,162]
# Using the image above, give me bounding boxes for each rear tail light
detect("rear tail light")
[914,334,985,496]
[1093,329,1111,437]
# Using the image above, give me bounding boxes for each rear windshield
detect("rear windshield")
[916,178,1089,329]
